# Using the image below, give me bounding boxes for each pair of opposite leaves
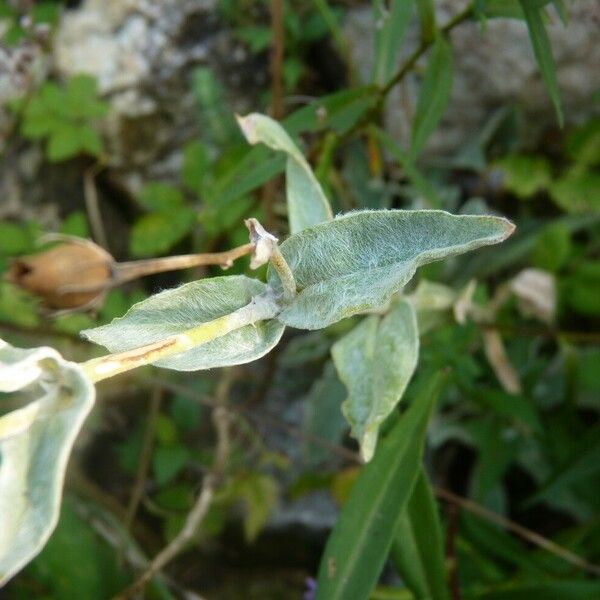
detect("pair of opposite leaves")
[84,114,514,459]
[0,114,513,586]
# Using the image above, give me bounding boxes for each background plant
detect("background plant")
[1,1,599,599]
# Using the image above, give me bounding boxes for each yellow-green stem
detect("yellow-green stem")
[271,247,297,302]
[81,297,278,383]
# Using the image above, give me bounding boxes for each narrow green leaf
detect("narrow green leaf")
[303,361,348,467]
[525,424,600,507]
[519,0,564,126]
[237,113,333,233]
[212,87,378,206]
[270,210,515,330]
[0,340,95,585]
[416,0,437,44]
[311,0,347,58]
[552,0,568,25]
[332,299,419,461]
[478,0,524,19]
[82,276,285,371]
[315,372,446,600]
[471,388,542,432]
[373,0,415,86]
[374,128,442,207]
[191,67,238,145]
[285,86,379,135]
[391,467,449,600]
[410,35,453,160]
[214,148,285,207]
[460,511,541,576]
[469,420,517,506]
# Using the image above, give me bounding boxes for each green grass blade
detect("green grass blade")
[519,0,564,126]
[315,372,446,600]
[391,466,449,600]
[373,0,415,86]
[410,35,453,160]
[416,0,437,44]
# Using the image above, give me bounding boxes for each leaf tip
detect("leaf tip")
[355,427,378,463]
[500,217,517,240]
[236,113,259,144]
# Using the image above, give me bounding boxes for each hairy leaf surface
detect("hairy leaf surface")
[332,299,418,461]
[0,340,95,585]
[237,113,333,233]
[270,210,514,330]
[82,276,284,371]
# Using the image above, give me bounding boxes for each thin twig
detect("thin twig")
[123,386,162,532]
[71,496,205,600]
[116,371,235,598]
[84,165,109,250]
[270,0,285,121]
[477,322,600,344]
[58,242,256,296]
[381,5,474,97]
[112,243,255,285]
[121,479,215,597]
[328,4,474,155]
[445,502,461,600]
[262,0,285,230]
[132,379,600,578]
[67,463,161,553]
[435,488,600,577]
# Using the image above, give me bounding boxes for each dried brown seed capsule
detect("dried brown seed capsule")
[7,239,113,310]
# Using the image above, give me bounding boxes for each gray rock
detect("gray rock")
[345,0,600,158]
[53,0,262,193]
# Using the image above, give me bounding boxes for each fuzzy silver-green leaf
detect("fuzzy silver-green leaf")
[82,276,284,371]
[332,299,418,461]
[270,209,514,330]
[0,340,95,585]
[237,113,333,233]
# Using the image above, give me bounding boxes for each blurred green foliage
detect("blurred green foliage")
[17,75,109,161]
[0,0,60,44]
[1,0,599,598]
